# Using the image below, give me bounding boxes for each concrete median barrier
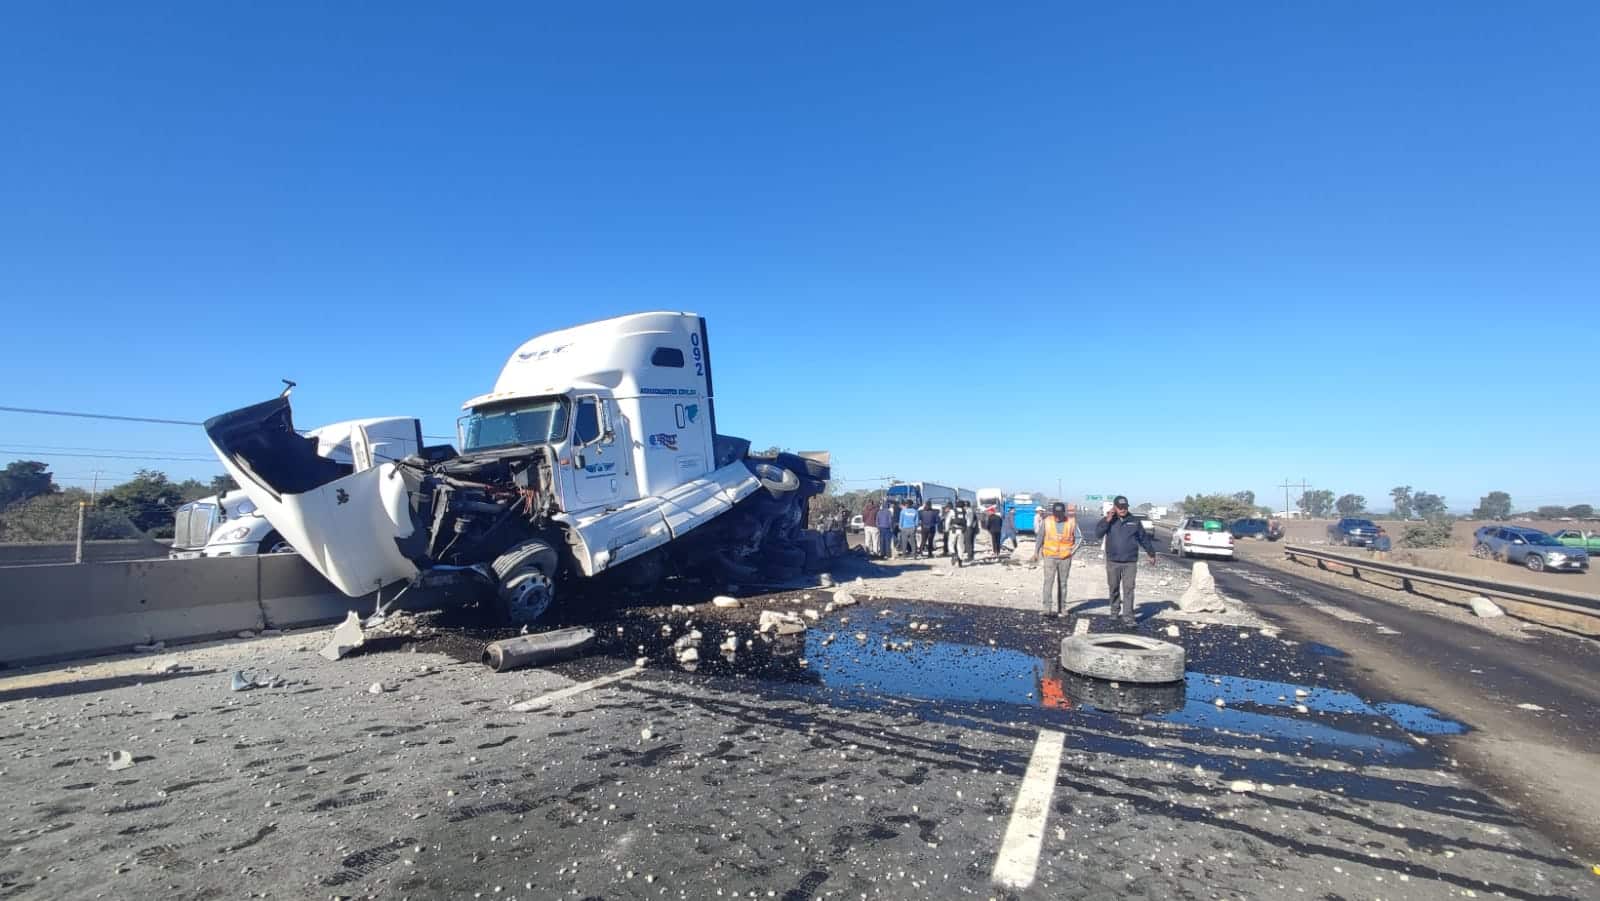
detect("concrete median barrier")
[0,557,262,667]
[0,553,475,668]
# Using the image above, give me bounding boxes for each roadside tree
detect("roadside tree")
[1471,491,1513,521]
[1182,493,1257,521]
[0,460,58,509]
[1335,494,1366,516]
[1390,485,1413,518]
[1297,489,1335,518]
[1412,491,1448,520]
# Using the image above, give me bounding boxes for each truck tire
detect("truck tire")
[748,450,830,482]
[1059,634,1185,684]
[751,461,799,496]
[492,539,559,625]
[258,532,295,555]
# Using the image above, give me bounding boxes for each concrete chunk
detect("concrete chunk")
[711,596,743,608]
[1469,596,1504,618]
[1177,562,1228,613]
[319,611,366,661]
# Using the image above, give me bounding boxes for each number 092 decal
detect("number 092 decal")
[690,333,704,376]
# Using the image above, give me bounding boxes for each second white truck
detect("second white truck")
[203,312,829,624]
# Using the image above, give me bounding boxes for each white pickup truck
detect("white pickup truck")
[1170,516,1235,559]
[203,312,828,624]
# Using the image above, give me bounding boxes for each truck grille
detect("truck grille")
[173,503,216,550]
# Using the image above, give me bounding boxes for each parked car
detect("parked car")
[1551,529,1600,553]
[1473,526,1590,573]
[1327,517,1385,548]
[848,514,864,533]
[1171,517,1234,559]
[1229,518,1271,540]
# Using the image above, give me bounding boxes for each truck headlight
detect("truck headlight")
[219,526,252,542]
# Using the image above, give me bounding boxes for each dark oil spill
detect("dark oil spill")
[389,592,1467,757]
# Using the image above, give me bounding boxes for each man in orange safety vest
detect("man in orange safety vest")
[1033,501,1082,618]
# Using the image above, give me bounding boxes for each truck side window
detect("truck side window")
[650,347,685,368]
[574,397,601,445]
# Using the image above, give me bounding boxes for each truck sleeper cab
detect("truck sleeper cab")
[205,312,828,624]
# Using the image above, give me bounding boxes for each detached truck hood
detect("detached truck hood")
[204,396,424,597]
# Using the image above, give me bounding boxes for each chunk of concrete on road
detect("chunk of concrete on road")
[1229,780,1256,793]
[677,646,700,664]
[1177,562,1228,613]
[830,591,857,607]
[1165,624,1181,638]
[758,610,807,635]
[106,750,135,771]
[803,609,820,621]
[712,596,743,608]
[1469,596,1505,618]
[319,611,366,661]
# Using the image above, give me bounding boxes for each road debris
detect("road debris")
[758,610,806,635]
[367,681,389,694]
[1228,780,1255,793]
[1470,596,1505,618]
[230,671,272,692]
[830,591,857,607]
[106,750,135,771]
[1178,562,1228,613]
[482,627,597,672]
[711,596,742,608]
[132,641,165,653]
[319,611,366,660]
[1517,703,1546,711]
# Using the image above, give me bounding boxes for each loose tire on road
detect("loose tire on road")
[492,539,559,625]
[1060,633,1186,684]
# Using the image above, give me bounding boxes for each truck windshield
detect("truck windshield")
[459,399,569,452]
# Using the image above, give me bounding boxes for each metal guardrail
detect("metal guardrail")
[1281,544,1600,617]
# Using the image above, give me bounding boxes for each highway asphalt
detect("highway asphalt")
[1,551,1596,899]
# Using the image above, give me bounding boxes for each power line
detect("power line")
[0,448,217,463]
[1,403,455,443]
[0,405,203,426]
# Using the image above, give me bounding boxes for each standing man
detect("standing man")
[1034,502,1081,617]
[862,497,881,559]
[946,501,969,565]
[1000,504,1017,553]
[874,501,896,558]
[919,501,940,557]
[897,500,921,558]
[985,504,1004,559]
[963,500,980,563]
[1089,495,1158,629]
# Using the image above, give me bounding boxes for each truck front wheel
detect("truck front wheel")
[492,540,559,625]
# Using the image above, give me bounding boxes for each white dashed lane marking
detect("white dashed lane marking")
[990,728,1066,890]
[509,665,643,712]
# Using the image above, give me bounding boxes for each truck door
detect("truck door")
[570,394,624,508]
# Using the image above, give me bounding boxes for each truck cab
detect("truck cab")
[204,312,826,625]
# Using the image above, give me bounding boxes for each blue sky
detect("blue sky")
[2,3,1596,512]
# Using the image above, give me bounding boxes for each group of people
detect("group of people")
[859,497,1007,566]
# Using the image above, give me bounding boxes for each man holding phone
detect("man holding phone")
[1089,495,1158,629]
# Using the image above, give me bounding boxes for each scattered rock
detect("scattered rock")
[1469,596,1504,618]
[819,574,835,587]
[854,632,868,642]
[230,671,267,692]
[830,591,857,607]
[1516,703,1545,711]
[677,647,700,664]
[149,658,182,674]
[133,641,165,653]
[319,611,366,661]
[1294,688,1310,698]
[1228,780,1255,793]
[1213,697,1226,708]
[758,611,806,635]
[711,596,742,609]
[106,750,135,771]
[641,727,653,740]
[1165,624,1180,638]
[1178,562,1228,613]
[635,657,649,667]
[803,609,820,621]
[1295,704,1309,714]
[368,682,390,695]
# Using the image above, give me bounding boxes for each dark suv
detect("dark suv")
[1229,518,1271,541]
[1328,517,1385,547]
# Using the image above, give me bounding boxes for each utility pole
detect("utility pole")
[1278,478,1311,515]
[74,501,87,564]
[89,470,101,506]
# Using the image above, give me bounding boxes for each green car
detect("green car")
[1551,529,1600,553]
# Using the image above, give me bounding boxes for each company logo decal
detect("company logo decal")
[516,342,573,361]
[583,461,616,475]
[684,404,699,423]
[640,387,698,396]
[648,432,679,451]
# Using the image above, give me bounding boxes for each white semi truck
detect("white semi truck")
[203,312,828,624]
